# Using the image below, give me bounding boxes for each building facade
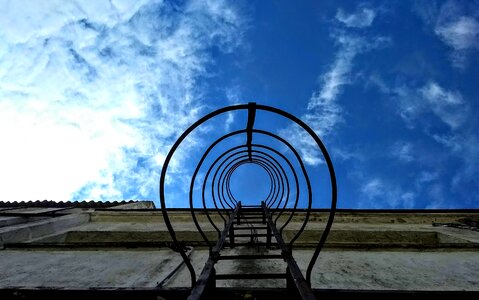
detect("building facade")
[0,201,478,299]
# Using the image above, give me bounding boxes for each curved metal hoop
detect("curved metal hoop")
[159,103,337,289]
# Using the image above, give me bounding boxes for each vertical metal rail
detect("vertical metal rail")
[246,102,256,162]
[188,203,241,300]
[262,204,316,300]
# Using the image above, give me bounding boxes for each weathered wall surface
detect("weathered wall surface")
[1,205,478,291]
[1,249,478,291]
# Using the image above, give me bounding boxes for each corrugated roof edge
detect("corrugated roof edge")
[0,200,155,209]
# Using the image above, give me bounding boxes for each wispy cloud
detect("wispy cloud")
[336,7,376,28]
[223,85,243,131]
[419,81,467,129]
[437,19,479,68]
[277,3,389,167]
[360,177,416,208]
[433,132,479,190]
[352,162,447,209]
[390,81,468,130]
[418,171,439,184]
[370,76,471,152]
[281,29,389,166]
[309,34,390,108]
[415,0,479,68]
[436,17,479,51]
[0,0,244,202]
[369,74,478,207]
[390,141,414,163]
[361,178,383,199]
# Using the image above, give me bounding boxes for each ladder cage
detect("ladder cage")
[159,103,337,300]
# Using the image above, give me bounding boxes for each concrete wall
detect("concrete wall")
[1,203,478,292]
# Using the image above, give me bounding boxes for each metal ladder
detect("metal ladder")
[188,201,316,300]
[159,103,337,300]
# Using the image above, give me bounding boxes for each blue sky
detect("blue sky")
[0,0,478,209]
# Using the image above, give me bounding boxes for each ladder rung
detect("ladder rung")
[233,226,268,230]
[218,254,283,260]
[226,242,272,247]
[227,233,269,237]
[216,273,287,280]
[240,221,265,224]
[239,214,263,217]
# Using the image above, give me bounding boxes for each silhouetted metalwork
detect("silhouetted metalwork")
[159,103,337,300]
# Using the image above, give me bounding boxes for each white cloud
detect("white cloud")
[412,171,439,197]
[354,164,448,209]
[360,177,416,208]
[309,36,358,106]
[332,146,365,162]
[436,17,479,50]
[425,183,447,209]
[309,34,389,108]
[0,0,244,202]
[281,32,389,166]
[361,178,383,199]
[433,133,479,189]
[371,75,478,205]
[278,34,355,166]
[431,1,479,68]
[336,8,376,28]
[413,1,479,68]
[418,171,439,184]
[420,82,463,105]
[367,73,390,94]
[0,1,147,47]
[419,81,466,129]
[391,85,422,128]
[391,141,414,163]
[392,81,467,130]
[431,133,462,152]
[277,5,388,167]
[223,85,243,131]
[224,112,235,132]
